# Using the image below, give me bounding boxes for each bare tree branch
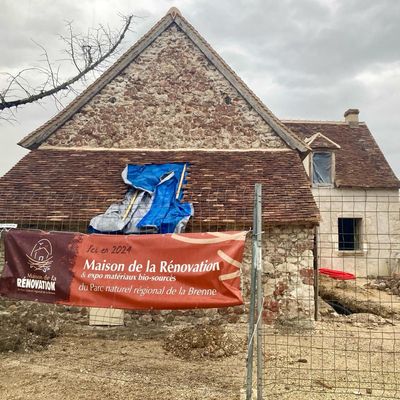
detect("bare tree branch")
[0,14,134,113]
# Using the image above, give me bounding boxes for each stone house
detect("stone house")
[0,8,398,323]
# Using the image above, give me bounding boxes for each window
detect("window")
[312,152,332,185]
[338,218,362,251]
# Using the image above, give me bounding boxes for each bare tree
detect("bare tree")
[0,14,134,120]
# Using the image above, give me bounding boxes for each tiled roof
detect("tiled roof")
[0,149,319,227]
[284,121,400,189]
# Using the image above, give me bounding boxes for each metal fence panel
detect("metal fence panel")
[262,190,400,399]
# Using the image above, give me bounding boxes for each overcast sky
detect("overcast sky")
[0,0,399,177]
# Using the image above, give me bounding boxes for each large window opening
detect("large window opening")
[338,218,362,251]
[312,152,332,185]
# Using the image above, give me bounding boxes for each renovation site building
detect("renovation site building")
[0,8,399,325]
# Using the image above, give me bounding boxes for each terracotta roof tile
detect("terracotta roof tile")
[0,149,319,228]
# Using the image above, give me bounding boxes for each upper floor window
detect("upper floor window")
[312,152,332,185]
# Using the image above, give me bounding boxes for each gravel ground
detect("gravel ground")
[264,320,400,400]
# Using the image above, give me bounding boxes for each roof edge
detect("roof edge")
[305,132,341,149]
[336,184,400,190]
[39,145,294,152]
[283,119,367,125]
[18,12,175,149]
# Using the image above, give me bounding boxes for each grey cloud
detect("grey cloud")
[191,0,400,87]
[0,1,87,68]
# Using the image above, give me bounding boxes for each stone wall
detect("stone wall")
[0,235,4,274]
[43,24,285,150]
[261,225,315,328]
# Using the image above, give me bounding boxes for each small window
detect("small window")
[338,218,362,251]
[312,152,332,185]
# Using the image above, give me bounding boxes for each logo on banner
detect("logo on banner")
[26,239,53,273]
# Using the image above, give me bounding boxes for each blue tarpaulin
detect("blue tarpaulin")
[89,162,193,234]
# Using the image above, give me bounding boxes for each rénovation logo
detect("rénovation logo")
[26,238,53,273]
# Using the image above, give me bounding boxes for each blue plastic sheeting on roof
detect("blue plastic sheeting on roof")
[122,163,186,199]
[136,176,193,233]
[88,162,193,234]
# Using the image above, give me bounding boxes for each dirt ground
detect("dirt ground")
[1,277,400,400]
[0,318,400,400]
[264,320,400,400]
[319,275,400,319]
[0,322,248,400]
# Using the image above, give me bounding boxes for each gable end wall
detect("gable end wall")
[42,24,285,150]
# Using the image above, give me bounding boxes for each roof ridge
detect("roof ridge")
[282,119,366,125]
[167,7,182,18]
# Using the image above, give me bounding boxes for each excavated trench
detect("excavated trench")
[318,275,400,319]
[323,299,353,315]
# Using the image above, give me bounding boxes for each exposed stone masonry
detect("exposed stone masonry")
[262,225,315,328]
[0,237,4,274]
[44,25,285,150]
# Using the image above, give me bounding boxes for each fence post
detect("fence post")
[255,184,263,400]
[246,185,258,400]
[313,226,319,321]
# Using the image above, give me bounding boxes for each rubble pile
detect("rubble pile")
[163,325,244,360]
[367,276,400,296]
[336,313,392,328]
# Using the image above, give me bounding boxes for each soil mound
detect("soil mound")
[163,325,244,360]
[0,299,60,352]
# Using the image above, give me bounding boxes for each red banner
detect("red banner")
[0,230,246,309]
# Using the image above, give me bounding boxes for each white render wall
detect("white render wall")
[313,187,400,277]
